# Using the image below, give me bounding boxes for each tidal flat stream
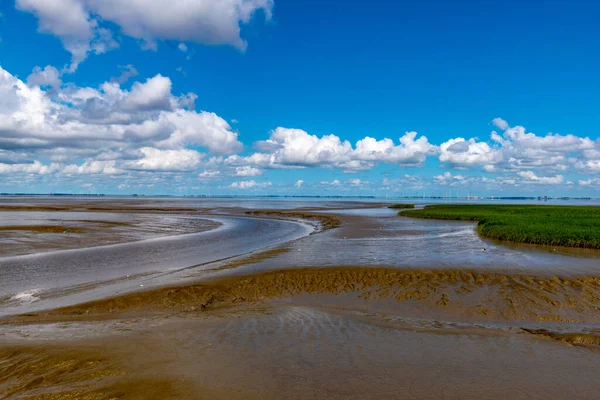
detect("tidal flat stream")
[2,198,600,399]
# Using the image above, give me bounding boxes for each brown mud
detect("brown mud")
[0,205,202,214]
[0,345,195,400]
[210,247,292,272]
[521,328,600,347]
[246,211,341,232]
[7,267,600,326]
[5,266,600,399]
[0,226,84,234]
[3,293,600,399]
[0,216,220,257]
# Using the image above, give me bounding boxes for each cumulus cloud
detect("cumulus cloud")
[517,171,564,184]
[574,148,600,172]
[0,65,242,179]
[62,160,121,175]
[579,178,600,186]
[440,118,596,174]
[492,117,509,131]
[439,137,502,167]
[228,128,436,172]
[234,166,263,177]
[125,148,202,172]
[16,0,274,70]
[15,0,114,71]
[229,180,272,189]
[122,74,179,112]
[494,120,594,171]
[353,132,437,165]
[0,66,241,153]
[27,65,62,90]
[0,161,60,175]
[199,170,221,179]
[348,178,365,186]
[159,111,242,155]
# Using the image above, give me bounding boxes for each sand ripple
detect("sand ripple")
[9,267,600,327]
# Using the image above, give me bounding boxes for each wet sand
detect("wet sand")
[2,198,600,399]
[0,211,221,257]
[0,217,312,317]
[3,295,600,399]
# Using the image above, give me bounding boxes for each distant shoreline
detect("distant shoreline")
[0,193,595,201]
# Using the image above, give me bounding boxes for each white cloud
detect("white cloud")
[0,161,60,175]
[517,171,564,184]
[178,43,188,52]
[295,179,304,188]
[15,0,108,71]
[159,111,242,155]
[440,119,596,173]
[579,178,600,186]
[404,174,420,182]
[125,148,203,172]
[353,132,437,165]
[493,120,594,171]
[62,160,121,175]
[234,166,263,177]
[229,128,436,172]
[229,180,272,189]
[492,117,509,131]
[27,65,62,90]
[321,179,341,186]
[433,172,468,185]
[17,0,273,70]
[123,74,177,111]
[0,65,242,176]
[316,178,367,187]
[439,137,502,167]
[348,178,365,186]
[265,127,353,167]
[199,170,221,179]
[574,158,600,172]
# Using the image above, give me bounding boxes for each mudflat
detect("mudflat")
[2,198,600,399]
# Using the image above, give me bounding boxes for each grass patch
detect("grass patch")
[399,204,600,249]
[388,204,415,209]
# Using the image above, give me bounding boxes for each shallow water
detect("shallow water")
[221,208,600,279]
[0,215,312,317]
[0,211,224,257]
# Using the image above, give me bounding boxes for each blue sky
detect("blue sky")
[0,0,599,196]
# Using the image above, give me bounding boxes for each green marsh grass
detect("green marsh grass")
[399,204,600,249]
